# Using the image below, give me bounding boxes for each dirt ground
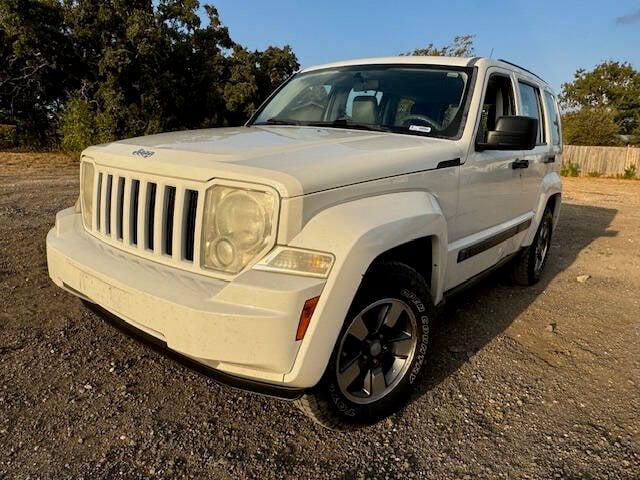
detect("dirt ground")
[1,152,638,479]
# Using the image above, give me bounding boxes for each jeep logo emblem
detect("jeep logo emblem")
[132,148,155,158]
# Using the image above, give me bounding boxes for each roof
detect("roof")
[301,56,476,72]
[300,56,550,88]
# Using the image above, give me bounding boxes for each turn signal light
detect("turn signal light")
[296,296,320,341]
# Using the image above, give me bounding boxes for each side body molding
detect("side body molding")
[282,191,447,387]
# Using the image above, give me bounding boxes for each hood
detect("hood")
[84,126,463,198]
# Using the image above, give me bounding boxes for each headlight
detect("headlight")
[255,247,334,278]
[201,185,277,274]
[80,162,95,228]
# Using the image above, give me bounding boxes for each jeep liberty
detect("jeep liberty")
[47,56,562,428]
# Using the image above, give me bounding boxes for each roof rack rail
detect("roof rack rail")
[497,59,545,83]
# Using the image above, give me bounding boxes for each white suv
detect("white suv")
[47,56,562,428]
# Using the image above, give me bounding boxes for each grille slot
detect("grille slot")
[116,177,125,240]
[104,175,113,235]
[95,173,103,231]
[86,168,202,272]
[146,183,157,250]
[164,186,176,255]
[130,180,140,245]
[184,190,198,262]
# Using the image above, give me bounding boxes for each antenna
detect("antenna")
[489,48,494,59]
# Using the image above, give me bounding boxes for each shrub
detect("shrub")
[587,171,603,178]
[561,162,581,177]
[562,108,621,146]
[621,164,637,180]
[0,124,17,149]
[59,97,96,155]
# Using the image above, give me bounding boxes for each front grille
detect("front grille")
[87,167,203,273]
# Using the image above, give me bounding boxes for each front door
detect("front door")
[448,68,528,289]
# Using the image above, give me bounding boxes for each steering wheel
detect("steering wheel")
[401,114,439,130]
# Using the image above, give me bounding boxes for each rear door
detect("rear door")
[516,79,553,213]
[542,90,563,168]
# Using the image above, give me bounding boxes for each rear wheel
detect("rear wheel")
[511,209,554,286]
[296,261,433,429]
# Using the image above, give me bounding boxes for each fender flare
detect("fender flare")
[282,191,447,387]
[523,172,562,246]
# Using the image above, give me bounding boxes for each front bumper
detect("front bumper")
[46,207,325,389]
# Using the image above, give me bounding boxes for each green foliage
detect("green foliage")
[0,0,80,147]
[587,171,603,178]
[0,123,16,148]
[59,97,96,155]
[621,164,637,179]
[402,35,475,57]
[562,107,621,146]
[561,61,640,142]
[223,45,298,124]
[561,162,581,177]
[0,1,299,151]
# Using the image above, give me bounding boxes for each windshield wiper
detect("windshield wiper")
[254,117,302,126]
[306,119,393,133]
[256,117,395,133]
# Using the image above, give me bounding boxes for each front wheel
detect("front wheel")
[296,261,434,429]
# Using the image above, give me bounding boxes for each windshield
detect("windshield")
[252,64,473,139]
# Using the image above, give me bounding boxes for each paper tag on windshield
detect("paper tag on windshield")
[409,125,431,133]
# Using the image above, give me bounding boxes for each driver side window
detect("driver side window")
[477,74,516,143]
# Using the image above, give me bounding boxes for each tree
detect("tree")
[224,45,298,124]
[402,34,475,57]
[0,1,299,150]
[0,0,80,146]
[562,107,621,146]
[560,61,640,139]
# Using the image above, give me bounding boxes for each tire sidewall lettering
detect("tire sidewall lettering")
[328,286,431,413]
[400,288,429,385]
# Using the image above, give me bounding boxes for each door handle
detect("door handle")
[511,159,529,169]
[543,155,556,164]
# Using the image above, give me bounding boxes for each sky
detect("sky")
[210,0,640,92]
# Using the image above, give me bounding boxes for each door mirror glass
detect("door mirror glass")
[476,115,538,151]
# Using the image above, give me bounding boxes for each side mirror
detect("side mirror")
[476,116,538,151]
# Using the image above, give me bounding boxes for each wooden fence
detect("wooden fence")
[562,145,640,177]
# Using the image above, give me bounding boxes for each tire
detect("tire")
[511,209,554,286]
[296,261,434,429]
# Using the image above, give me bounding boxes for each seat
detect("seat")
[351,96,378,124]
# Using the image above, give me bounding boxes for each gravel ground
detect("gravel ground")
[1,152,639,479]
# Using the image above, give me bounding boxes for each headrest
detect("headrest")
[352,96,378,124]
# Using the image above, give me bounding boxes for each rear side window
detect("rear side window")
[518,82,545,145]
[543,91,561,146]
